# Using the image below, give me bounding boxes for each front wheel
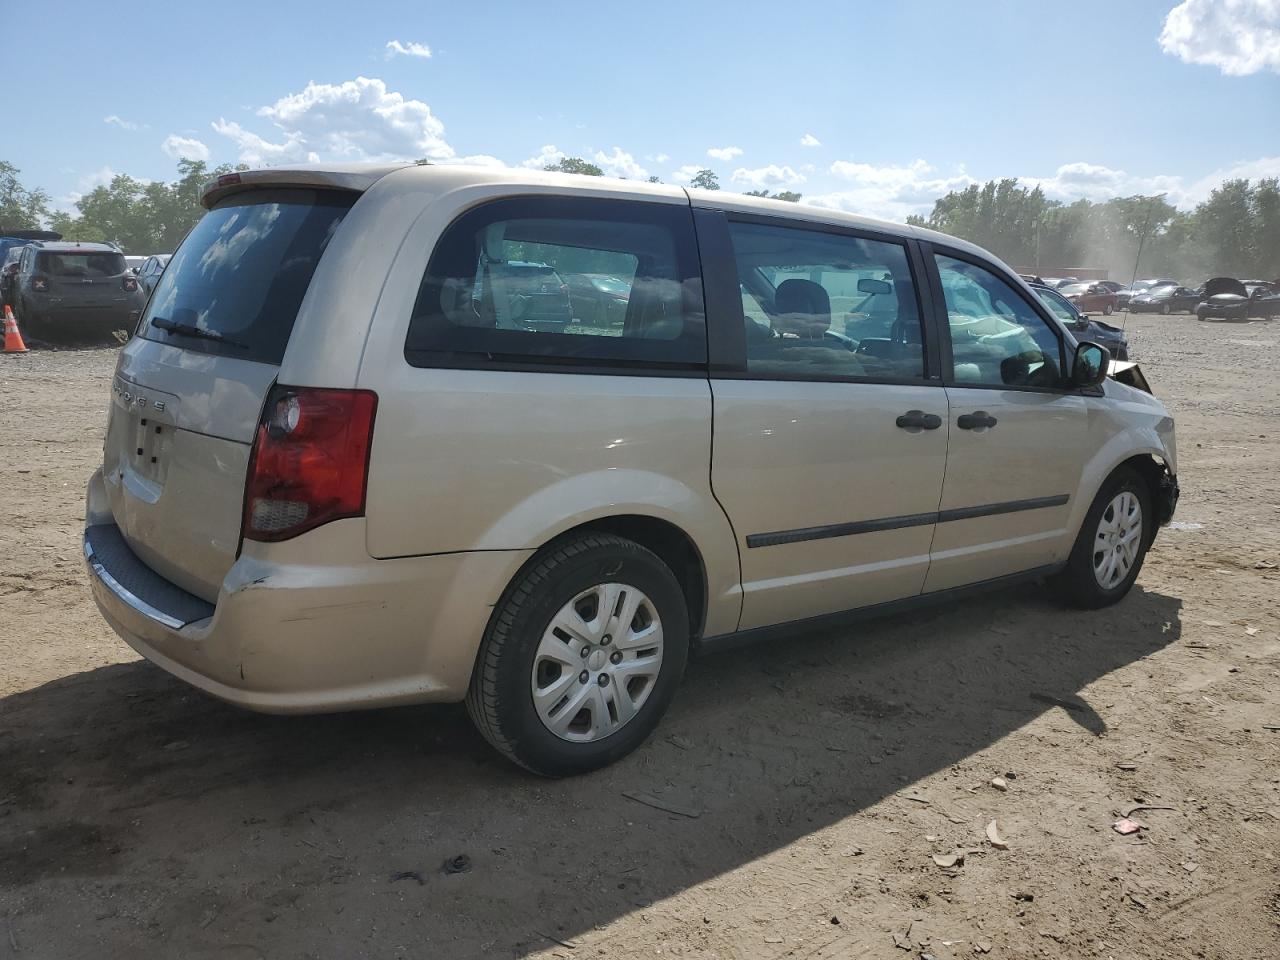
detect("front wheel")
[1160,303,1171,316]
[466,533,689,776]
[1103,303,1114,316]
[1053,468,1152,608]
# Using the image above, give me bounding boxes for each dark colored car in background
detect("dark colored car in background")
[1061,281,1119,315]
[12,241,146,337]
[474,260,573,330]
[1129,285,1201,314]
[565,272,630,328]
[1031,282,1129,360]
[1,245,26,305]
[1196,277,1280,321]
[1116,278,1178,309]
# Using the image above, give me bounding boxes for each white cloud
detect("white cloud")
[1159,0,1280,75]
[730,164,806,189]
[441,154,508,168]
[211,118,308,165]
[649,153,670,164]
[104,115,145,131]
[213,76,453,165]
[707,145,743,161]
[385,39,432,59]
[522,144,566,169]
[669,164,704,184]
[593,146,648,179]
[161,134,210,162]
[799,133,821,147]
[809,159,974,220]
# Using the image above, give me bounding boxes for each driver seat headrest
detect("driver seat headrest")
[775,278,831,338]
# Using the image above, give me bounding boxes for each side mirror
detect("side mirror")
[856,278,891,295]
[131,266,140,274]
[1072,341,1110,388]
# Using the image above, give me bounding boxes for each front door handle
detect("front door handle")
[957,411,998,430]
[895,410,943,431]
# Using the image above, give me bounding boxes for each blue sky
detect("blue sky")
[9,0,1279,220]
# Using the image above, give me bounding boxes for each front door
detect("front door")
[704,214,949,630]
[924,250,1092,591]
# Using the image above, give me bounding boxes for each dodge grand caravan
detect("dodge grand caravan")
[85,164,1179,776]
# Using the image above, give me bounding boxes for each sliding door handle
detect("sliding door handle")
[896,410,943,431]
[957,411,998,430]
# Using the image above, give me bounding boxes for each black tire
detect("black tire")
[1160,303,1171,316]
[1103,303,1114,316]
[1053,467,1152,609]
[466,533,689,777]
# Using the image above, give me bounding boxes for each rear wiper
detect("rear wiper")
[150,316,247,349]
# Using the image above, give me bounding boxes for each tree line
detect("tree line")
[4,156,1273,283]
[906,177,1280,283]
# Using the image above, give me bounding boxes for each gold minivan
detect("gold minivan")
[85,164,1179,775]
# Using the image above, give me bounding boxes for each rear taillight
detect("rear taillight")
[32,276,48,292]
[123,276,138,293]
[242,386,378,543]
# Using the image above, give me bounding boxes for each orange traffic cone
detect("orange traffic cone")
[3,305,28,353]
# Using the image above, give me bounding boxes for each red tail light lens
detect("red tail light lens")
[242,386,378,543]
[32,276,48,292]
[123,276,138,292]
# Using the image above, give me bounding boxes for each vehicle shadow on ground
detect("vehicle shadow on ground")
[0,582,1181,957]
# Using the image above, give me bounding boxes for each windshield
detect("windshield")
[36,251,126,277]
[1059,282,1091,295]
[139,188,355,363]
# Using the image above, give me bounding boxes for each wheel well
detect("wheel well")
[556,516,708,639]
[1114,454,1169,543]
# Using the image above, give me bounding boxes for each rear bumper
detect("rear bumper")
[84,468,532,713]
[29,303,139,328]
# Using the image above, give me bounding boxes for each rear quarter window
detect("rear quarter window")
[139,188,355,364]
[405,196,707,371]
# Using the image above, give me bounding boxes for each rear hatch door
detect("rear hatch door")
[38,249,131,309]
[102,188,357,601]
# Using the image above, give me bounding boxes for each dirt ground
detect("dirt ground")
[1,313,1277,960]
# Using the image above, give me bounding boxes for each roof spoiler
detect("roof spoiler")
[200,165,406,209]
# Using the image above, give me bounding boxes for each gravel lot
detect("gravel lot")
[1,314,1277,959]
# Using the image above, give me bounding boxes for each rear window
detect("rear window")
[37,251,126,277]
[405,196,706,371]
[139,188,355,364]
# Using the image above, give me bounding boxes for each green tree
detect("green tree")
[744,189,801,202]
[1248,178,1280,279]
[50,158,247,252]
[1194,179,1254,278]
[689,169,720,191]
[646,175,661,184]
[544,157,603,176]
[0,161,51,231]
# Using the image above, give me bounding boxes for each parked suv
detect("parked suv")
[14,241,145,337]
[84,165,1179,776]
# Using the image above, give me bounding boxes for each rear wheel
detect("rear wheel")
[466,533,689,776]
[1053,468,1151,608]
[1160,303,1171,316]
[1103,303,1114,316]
